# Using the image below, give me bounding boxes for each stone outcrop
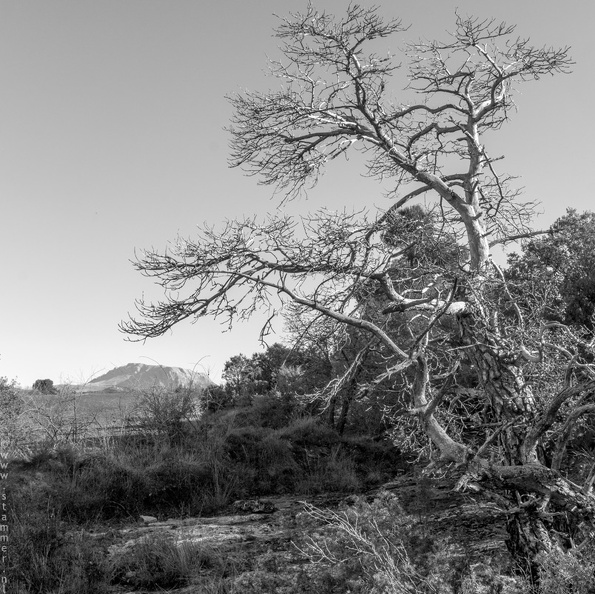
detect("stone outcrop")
[99,476,512,592]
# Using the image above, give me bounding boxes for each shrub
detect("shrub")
[56,445,236,520]
[203,385,234,412]
[208,392,300,431]
[25,384,90,447]
[110,535,224,589]
[59,455,149,521]
[257,432,301,492]
[277,416,340,448]
[246,392,300,428]
[296,491,528,594]
[0,376,29,456]
[296,493,423,593]
[536,546,595,594]
[223,426,300,494]
[135,385,199,445]
[296,445,361,494]
[341,435,407,486]
[144,458,214,514]
[224,425,273,464]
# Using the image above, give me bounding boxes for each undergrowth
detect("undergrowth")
[9,398,397,524]
[4,389,404,591]
[12,389,586,593]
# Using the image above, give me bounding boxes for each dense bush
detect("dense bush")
[209,392,301,430]
[203,384,234,412]
[144,458,215,514]
[43,452,149,521]
[223,426,297,494]
[277,416,341,448]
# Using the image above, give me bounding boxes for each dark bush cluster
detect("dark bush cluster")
[32,378,57,394]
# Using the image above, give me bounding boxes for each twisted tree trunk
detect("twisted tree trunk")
[453,304,595,574]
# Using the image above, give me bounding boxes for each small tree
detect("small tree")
[122,5,589,575]
[32,379,57,395]
[221,354,263,405]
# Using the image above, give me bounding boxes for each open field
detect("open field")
[15,388,203,450]
[23,389,141,428]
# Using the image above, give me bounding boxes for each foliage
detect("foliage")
[255,342,333,395]
[203,384,235,412]
[32,378,57,394]
[508,209,595,330]
[295,445,361,495]
[223,426,298,495]
[277,416,340,448]
[51,452,150,521]
[9,390,399,528]
[220,343,332,406]
[212,392,300,429]
[135,384,199,444]
[222,354,264,405]
[215,412,366,495]
[0,376,29,456]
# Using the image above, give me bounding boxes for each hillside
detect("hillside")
[84,362,214,392]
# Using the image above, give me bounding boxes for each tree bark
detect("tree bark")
[336,393,351,436]
[412,355,469,463]
[457,307,536,464]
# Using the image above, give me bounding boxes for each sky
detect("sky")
[1,0,593,388]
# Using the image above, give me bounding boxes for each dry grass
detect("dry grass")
[110,535,227,589]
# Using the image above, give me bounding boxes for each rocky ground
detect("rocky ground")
[95,475,513,593]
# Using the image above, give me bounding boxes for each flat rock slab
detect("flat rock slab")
[96,478,511,593]
[107,512,288,556]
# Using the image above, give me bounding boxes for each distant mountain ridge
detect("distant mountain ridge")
[83,363,214,392]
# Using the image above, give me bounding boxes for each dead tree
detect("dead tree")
[122,5,591,574]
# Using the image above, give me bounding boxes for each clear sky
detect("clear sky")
[1,0,593,387]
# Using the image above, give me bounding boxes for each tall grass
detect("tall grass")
[110,535,227,589]
[7,487,110,593]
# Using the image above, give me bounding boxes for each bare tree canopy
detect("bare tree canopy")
[122,5,595,576]
[227,5,571,268]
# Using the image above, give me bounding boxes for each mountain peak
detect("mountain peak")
[86,363,213,392]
